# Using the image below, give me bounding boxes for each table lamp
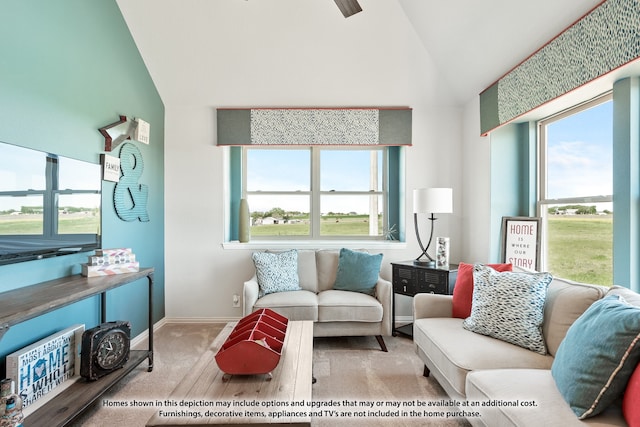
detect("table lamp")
[413,188,453,267]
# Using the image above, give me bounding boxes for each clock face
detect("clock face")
[96,330,128,370]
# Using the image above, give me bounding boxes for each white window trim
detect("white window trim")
[536,92,613,271]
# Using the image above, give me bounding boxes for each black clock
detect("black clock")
[81,321,131,380]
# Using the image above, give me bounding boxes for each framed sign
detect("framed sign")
[501,216,541,271]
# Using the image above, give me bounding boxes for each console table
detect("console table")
[0,267,154,427]
[391,261,458,337]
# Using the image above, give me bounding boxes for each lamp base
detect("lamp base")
[413,259,436,267]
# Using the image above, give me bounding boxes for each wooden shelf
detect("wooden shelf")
[0,268,155,427]
[0,268,154,339]
[23,350,150,427]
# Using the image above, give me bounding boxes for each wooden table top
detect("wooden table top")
[146,320,313,426]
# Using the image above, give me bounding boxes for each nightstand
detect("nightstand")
[391,261,458,337]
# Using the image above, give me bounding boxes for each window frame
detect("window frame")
[242,145,389,241]
[536,92,613,271]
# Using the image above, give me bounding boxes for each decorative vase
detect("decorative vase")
[436,237,450,268]
[239,198,250,243]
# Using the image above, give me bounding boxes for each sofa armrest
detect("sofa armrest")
[375,277,393,336]
[243,275,260,316]
[413,293,453,320]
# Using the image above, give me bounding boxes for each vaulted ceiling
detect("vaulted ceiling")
[117,0,604,106]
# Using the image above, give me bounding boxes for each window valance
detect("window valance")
[480,0,640,135]
[216,108,412,146]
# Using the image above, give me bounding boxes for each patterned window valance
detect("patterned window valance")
[480,0,640,135]
[216,108,412,146]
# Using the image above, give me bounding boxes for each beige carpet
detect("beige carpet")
[70,323,470,427]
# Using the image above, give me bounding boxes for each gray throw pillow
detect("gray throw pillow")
[462,264,552,354]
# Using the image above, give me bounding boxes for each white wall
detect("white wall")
[120,0,465,320]
[460,97,493,264]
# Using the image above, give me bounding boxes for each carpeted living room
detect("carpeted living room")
[2,1,640,427]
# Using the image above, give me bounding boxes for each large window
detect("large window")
[243,146,389,239]
[538,94,613,285]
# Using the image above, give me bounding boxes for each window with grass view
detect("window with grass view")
[538,94,613,285]
[244,147,387,239]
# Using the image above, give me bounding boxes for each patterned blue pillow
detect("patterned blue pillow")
[463,264,552,354]
[333,248,383,296]
[252,250,301,296]
[551,295,640,419]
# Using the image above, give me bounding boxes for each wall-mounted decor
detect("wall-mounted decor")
[217,107,412,146]
[113,142,149,222]
[101,154,121,182]
[99,116,150,151]
[480,0,640,135]
[134,118,150,145]
[501,216,541,271]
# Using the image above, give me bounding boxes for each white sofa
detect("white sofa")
[413,269,640,426]
[243,249,392,351]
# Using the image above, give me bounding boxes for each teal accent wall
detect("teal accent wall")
[489,123,536,262]
[229,147,243,241]
[387,146,404,241]
[0,0,165,365]
[612,77,640,291]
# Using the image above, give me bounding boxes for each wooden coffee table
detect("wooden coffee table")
[146,320,313,427]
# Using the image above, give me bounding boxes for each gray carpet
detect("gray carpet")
[70,323,470,427]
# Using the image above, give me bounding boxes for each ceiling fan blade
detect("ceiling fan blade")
[334,0,362,18]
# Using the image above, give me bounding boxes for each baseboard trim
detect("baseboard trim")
[132,315,413,347]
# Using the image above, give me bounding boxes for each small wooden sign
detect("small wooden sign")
[501,216,541,271]
[101,154,120,182]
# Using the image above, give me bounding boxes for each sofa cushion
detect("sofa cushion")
[623,364,640,427]
[551,295,640,419]
[463,265,552,354]
[542,276,607,356]
[316,249,340,293]
[333,248,383,296]
[466,369,625,427]
[413,318,553,397]
[317,289,383,322]
[253,289,318,321]
[451,262,512,319]
[252,250,301,296]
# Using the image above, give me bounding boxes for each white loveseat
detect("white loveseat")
[243,249,392,351]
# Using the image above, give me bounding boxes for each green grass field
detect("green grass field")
[1,212,612,285]
[251,215,382,236]
[547,215,612,286]
[0,214,100,234]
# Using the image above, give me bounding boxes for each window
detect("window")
[243,146,391,240]
[537,94,613,285]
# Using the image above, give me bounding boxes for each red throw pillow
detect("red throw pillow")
[623,363,640,427]
[451,262,512,318]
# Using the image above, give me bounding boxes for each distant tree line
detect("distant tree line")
[548,205,612,215]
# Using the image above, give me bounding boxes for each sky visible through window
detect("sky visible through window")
[546,100,613,204]
[246,148,383,215]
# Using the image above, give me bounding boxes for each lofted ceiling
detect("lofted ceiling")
[117,0,605,106]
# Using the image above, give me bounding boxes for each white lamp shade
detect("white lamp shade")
[413,188,453,214]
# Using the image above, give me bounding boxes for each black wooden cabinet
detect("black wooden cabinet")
[391,261,458,337]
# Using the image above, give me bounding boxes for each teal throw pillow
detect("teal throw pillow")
[462,264,552,354]
[252,250,301,297]
[332,248,383,296]
[551,294,640,419]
